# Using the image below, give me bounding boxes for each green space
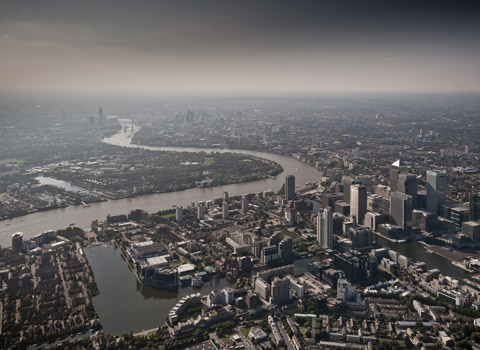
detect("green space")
[152,209,176,222]
[240,326,250,338]
[220,336,233,346]
[202,157,215,166]
[0,158,25,164]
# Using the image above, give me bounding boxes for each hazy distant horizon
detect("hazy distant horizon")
[3,89,480,103]
[1,0,480,95]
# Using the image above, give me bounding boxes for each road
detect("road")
[276,319,294,350]
[56,257,71,309]
[235,327,255,350]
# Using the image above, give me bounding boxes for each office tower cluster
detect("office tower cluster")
[316,160,467,242]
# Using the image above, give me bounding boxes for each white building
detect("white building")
[337,279,359,302]
[206,288,235,307]
[317,207,333,249]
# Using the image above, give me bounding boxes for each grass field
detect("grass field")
[0,158,25,164]
[202,157,216,166]
[240,327,250,337]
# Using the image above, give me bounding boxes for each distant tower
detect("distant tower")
[350,184,367,224]
[12,232,23,253]
[197,203,205,220]
[223,191,229,203]
[176,206,183,222]
[222,202,229,219]
[426,170,447,214]
[241,196,248,213]
[285,175,296,201]
[98,107,104,124]
[317,207,333,249]
[390,192,413,236]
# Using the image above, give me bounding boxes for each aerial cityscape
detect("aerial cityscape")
[1,1,480,350]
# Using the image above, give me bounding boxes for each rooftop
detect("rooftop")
[183,340,218,350]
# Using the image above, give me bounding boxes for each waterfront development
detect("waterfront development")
[84,244,235,335]
[2,97,480,350]
[1,119,472,276]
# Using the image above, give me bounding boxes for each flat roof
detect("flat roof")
[184,340,218,350]
[249,327,267,337]
[133,240,154,247]
[146,256,169,266]
[177,263,196,274]
[463,221,480,227]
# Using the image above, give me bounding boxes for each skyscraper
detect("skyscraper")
[12,232,23,253]
[278,236,293,261]
[223,191,229,203]
[222,202,229,219]
[197,203,205,220]
[397,173,417,208]
[343,176,360,204]
[285,175,295,201]
[390,191,413,236]
[426,170,447,214]
[176,206,183,222]
[390,159,408,192]
[98,107,104,124]
[317,207,333,249]
[350,184,367,224]
[469,192,480,221]
[241,196,249,213]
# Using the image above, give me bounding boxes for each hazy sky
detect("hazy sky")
[1,0,480,94]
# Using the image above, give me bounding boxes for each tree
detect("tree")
[305,327,312,338]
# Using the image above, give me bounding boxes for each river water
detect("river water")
[0,119,469,334]
[36,176,87,193]
[84,244,235,335]
[0,120,322,246]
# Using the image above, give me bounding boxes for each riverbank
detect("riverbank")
[0,203,69,223]
[114,240,142,284]
[423,244,479,272]
[371,230,418,244]
[0,199,109,223]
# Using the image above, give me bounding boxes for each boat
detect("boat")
[191,276,203,288]
[69,223,75,226]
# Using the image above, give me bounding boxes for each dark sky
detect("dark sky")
[1,0,479,94]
